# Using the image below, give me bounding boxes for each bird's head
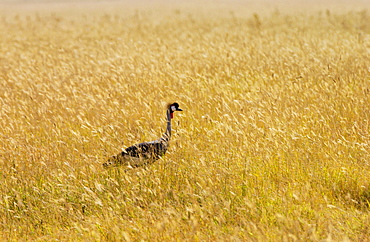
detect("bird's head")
[168,102,182,119]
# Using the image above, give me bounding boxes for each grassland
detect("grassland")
[0,1,369,241]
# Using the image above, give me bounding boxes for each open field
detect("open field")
[0,0,370,241]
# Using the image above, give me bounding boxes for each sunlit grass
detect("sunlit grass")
[0,1,369,241]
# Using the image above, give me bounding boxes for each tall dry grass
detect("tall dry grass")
[0,1,369,241]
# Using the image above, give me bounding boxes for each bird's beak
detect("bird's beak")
[177,108,183,111]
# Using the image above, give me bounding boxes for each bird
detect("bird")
[103,102,183,168]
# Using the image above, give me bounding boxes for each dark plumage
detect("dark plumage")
[103,102,182,168]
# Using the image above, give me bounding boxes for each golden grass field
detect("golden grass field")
[0,0,369,240]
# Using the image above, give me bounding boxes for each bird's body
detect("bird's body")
[103,103,182,168]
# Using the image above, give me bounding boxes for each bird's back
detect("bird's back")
[125,138,168,159]
[103,138,169,168]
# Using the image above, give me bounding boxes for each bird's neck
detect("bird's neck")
[164,109,172,141]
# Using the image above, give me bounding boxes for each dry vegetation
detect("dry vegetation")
[0,1,369,241]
